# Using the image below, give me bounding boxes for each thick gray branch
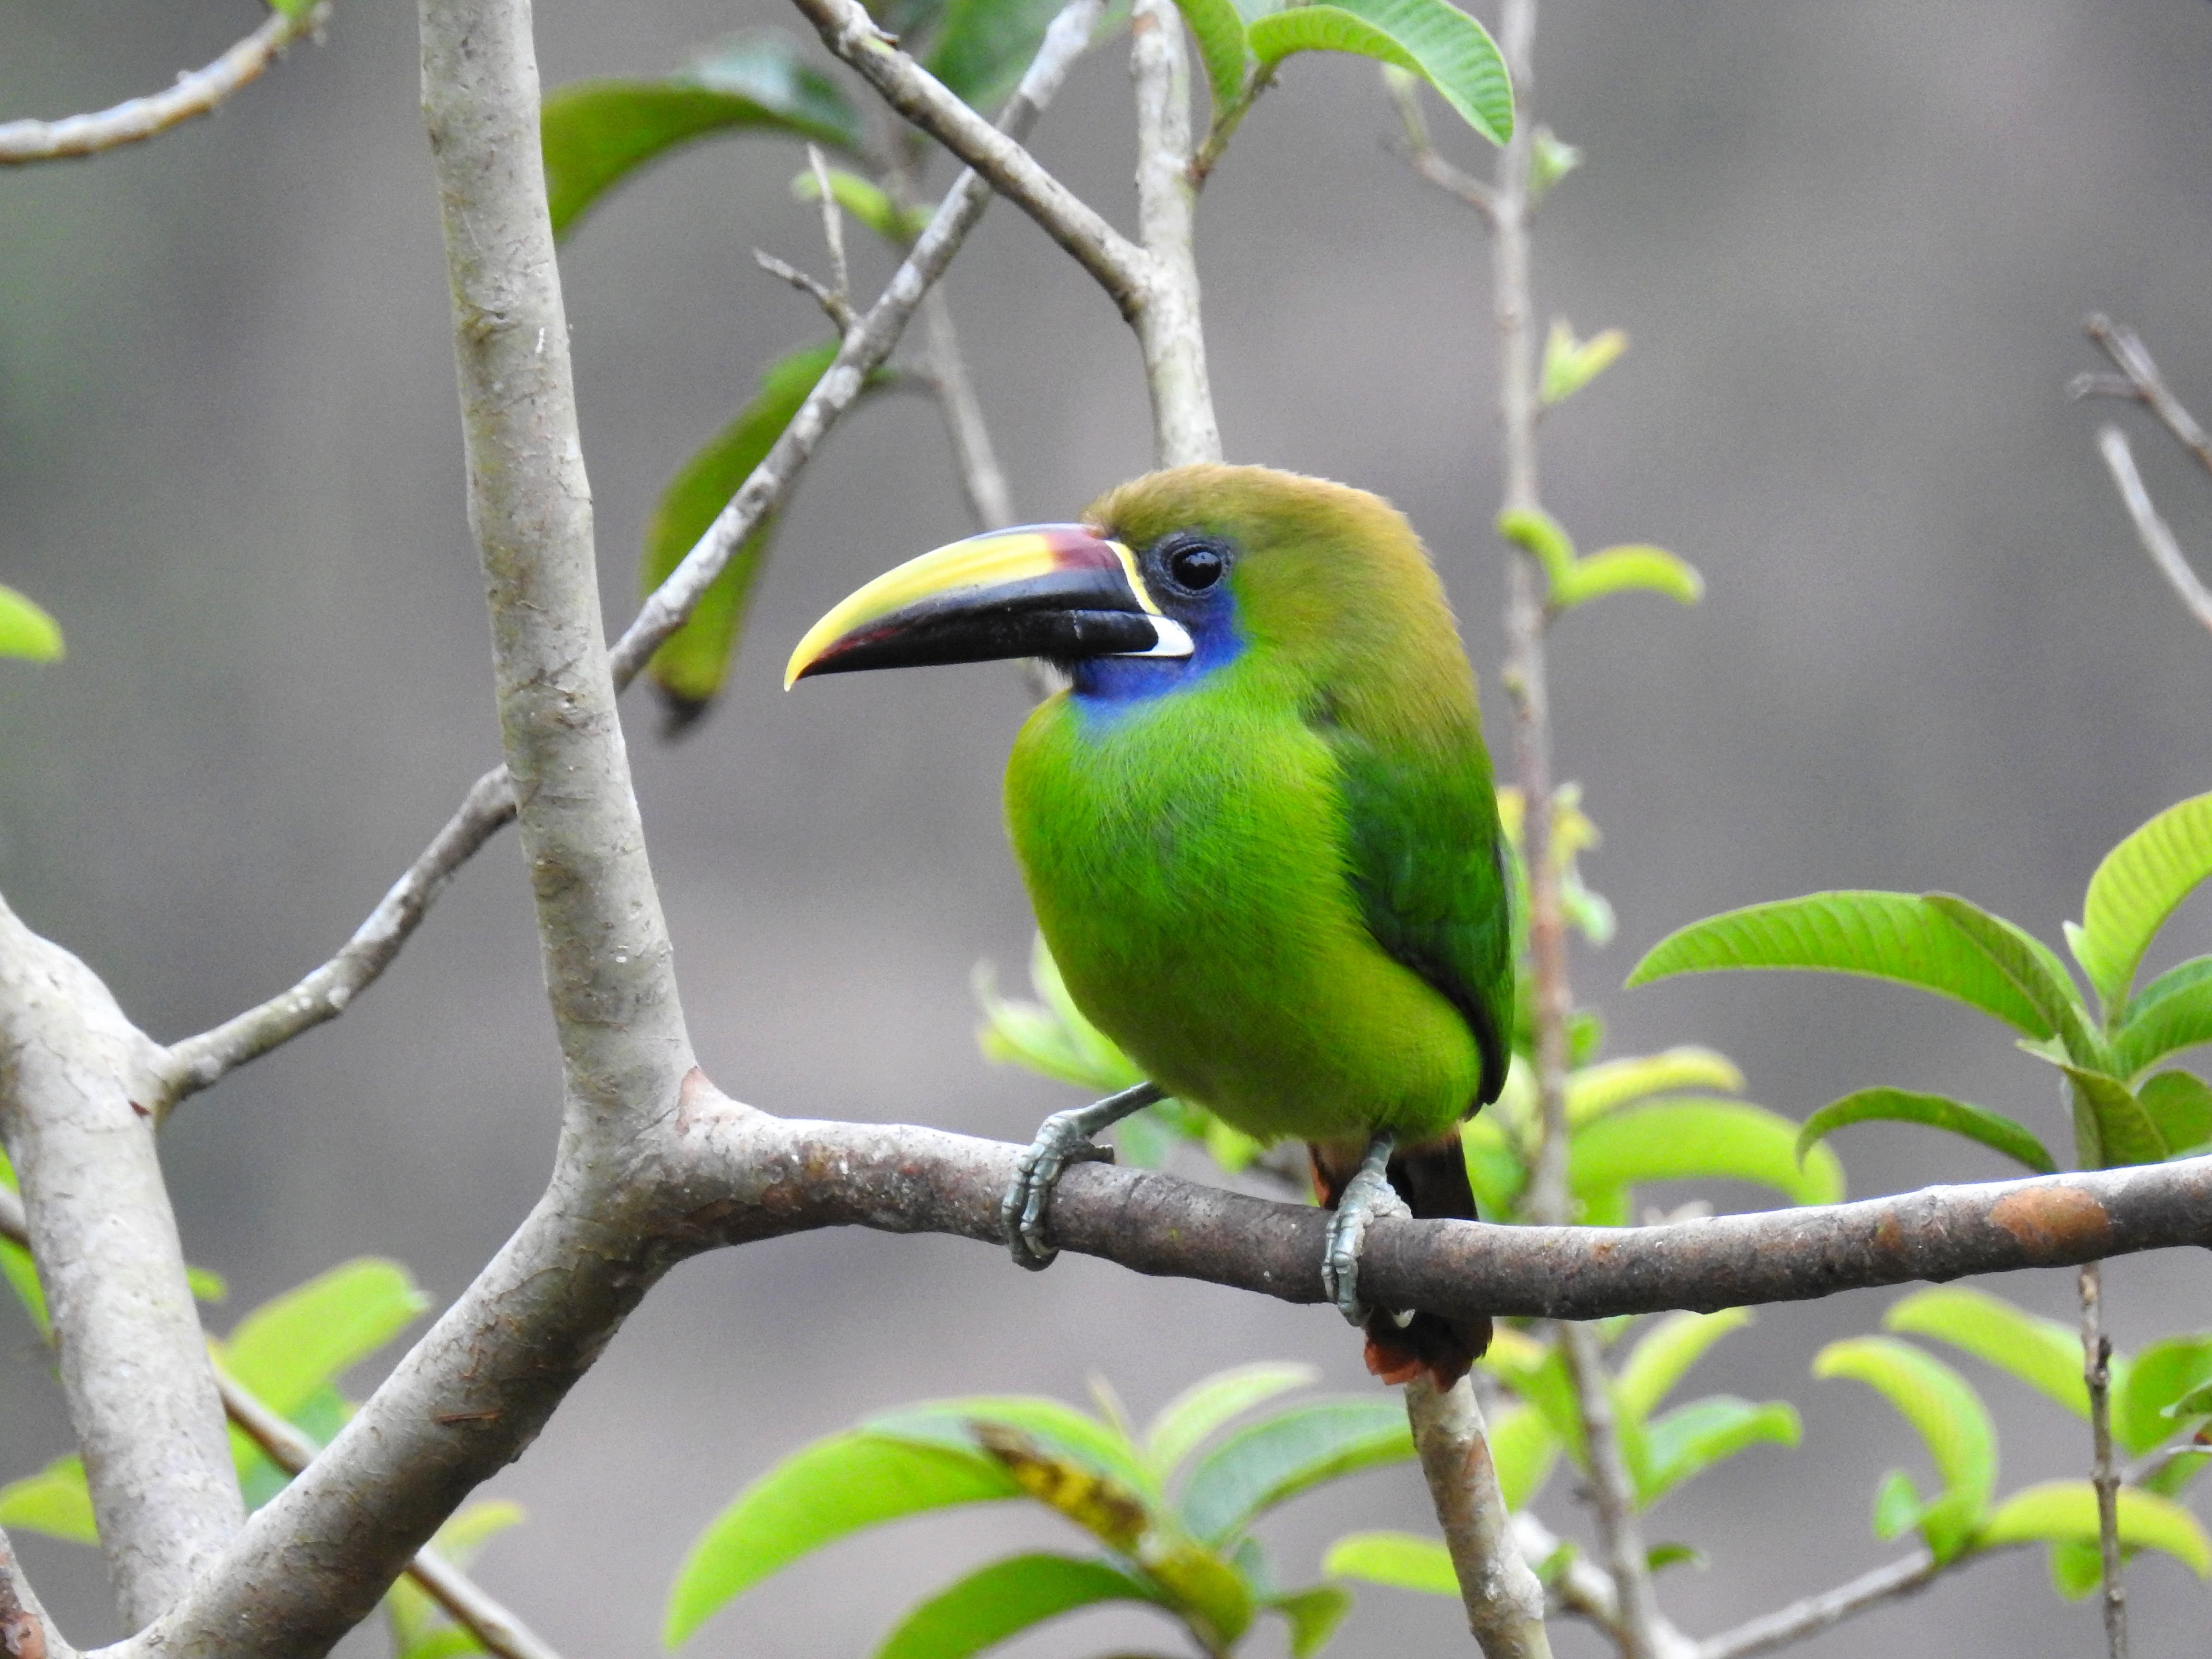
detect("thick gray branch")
[787,0,1152,317]
[0,5,326,165]
[0,899,241,1628]
[422,0,694,1133]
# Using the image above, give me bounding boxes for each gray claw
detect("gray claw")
[1001,1081,1163,1271]
[1322,1132,1405,1326]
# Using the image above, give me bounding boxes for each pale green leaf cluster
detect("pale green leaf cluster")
[0,583,61,661]
[663,1363,1429,1658]
[1813,1286,2212,1590]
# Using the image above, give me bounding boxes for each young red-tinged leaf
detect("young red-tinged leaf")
[872,1554,1164,1659]
[1797,1088,2056,1177]
[1884,1286,2087,1417]
[0,584,61,661]
[542,33,864,237]
[0,1457,96,1544]
[1176,1397,1412,1545]
[1980,1481,2212,1577]
[2073,792,2212,1015]
[664,1433,1018,1646]
[1814,1336,1996,1555]
[220,1258,429,1419]
[1322,1530,1457,1596]
[1628,892,2056,1039]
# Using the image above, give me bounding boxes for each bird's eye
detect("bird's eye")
[1164,540,1226,592]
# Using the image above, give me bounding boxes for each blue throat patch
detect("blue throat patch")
[1069,586,1243,714]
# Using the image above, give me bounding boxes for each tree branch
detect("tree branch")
[1407,1375,1552,1659]
[1,1525,75,1659]
[921,287,1015,529]
[1693,1550,1940,1659]
[0,4,327,165]
[2080,1262,2128,1659]
[0,898,242,1629]
[103,1078,2212,1659]
[1128,0,1221,467]
[786,0,1152,318]
[2091,426,2212,637]
[2076,315,2212,480]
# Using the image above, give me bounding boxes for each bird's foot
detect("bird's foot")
[1321,1131,1407,1326]
[1002,1081,1164,1271]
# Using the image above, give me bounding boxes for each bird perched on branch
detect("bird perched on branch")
[786,465,1512,1385]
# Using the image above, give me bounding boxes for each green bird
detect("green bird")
[786,464,1512,1384]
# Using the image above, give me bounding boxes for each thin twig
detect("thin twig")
[806,145,853,324]
[920,288,1014,529]
[158,1,1106,1105]
[1694,1551,1941,1659]
[1128,0,1221,467]
[1406,1374,1552,1659]
[2092,426,2212,636]
[1386,72,1498,220]
[752,248,857,334]
[0,4,328,165]
[2077,315,2212,480]
[2081,1262,2128,1659]
[214,1370,564,1659]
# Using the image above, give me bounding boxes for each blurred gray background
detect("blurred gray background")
[6,0,2212,1653]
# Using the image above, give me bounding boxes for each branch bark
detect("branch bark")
[1407,1374,1552,1659]
[0,898,242,1630]
[1128,0,1221,467]
[2077,315,2212,480]
[2080,1262,2128,1659]
[0,4,327,165]
[1693,1551,1940,1659]
[1,1525,74,1659]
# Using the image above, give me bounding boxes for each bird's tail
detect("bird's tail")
[1310,1134,1492,1389]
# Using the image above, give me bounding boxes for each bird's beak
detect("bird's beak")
[784,524,1195,688]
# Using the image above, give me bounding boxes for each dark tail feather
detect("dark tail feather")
[1310,1134,1492,1390]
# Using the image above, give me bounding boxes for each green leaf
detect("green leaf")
[1980,1481,2212,1578]
[2117,1336,2212,1456]
[2048,1536,2104,1600]
[1555,544,1703,609]
[1883,1286,2086,1417]
[1539,320,1627,406]
[1615,1310,1753,1421]
[1527,124,1580,197]
[1497,506,1575,589]
[2074,792,2212,1014]
[1923,894,2103,1067]
[1647,1542,1705,1573]
[1145,1363,1318,1478]
[2061,1066,2168,1170]
[0,1154,46,1338]
[1174,0,1252,113]
[976,936,1148,1096]
[389,1499,529,1653]
[1797,1088,2056,1176]
[219,1258,429,1419]
[643,341,893,724]
[792,167,932,246]
[2138,1071,2212,1157]
[1177,1398,1412,1545]
[1250,0,1511,144]
[0,584,62,661]
[1814,1337,1995,1555]
[2112,960,2212,1077]
[1490,1401,1558,1513]
[1872,1469,1923,1541]
[1568,1049,1743,1126]
[1322,1530,1456,1596]
[926,0,1071,110]
[1570,1098,1845,1210]
[666,1432,1017,1645]
[869,1395,1156,1500]
[0,1457,95,1544]
[542,34,863,237]
[1637,1396,1800,1507]
[2142,1446,2212,1498]
[1265,1583,1353,1659]
[1460,1115,1527,1218]
[1628,891,2058,1039]
[187,1265,228,1303]
[873,1553,1162,1659]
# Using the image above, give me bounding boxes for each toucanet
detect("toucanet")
[786,464,1513,1384]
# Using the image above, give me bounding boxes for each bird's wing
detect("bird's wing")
[1329,733,1515,1107]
